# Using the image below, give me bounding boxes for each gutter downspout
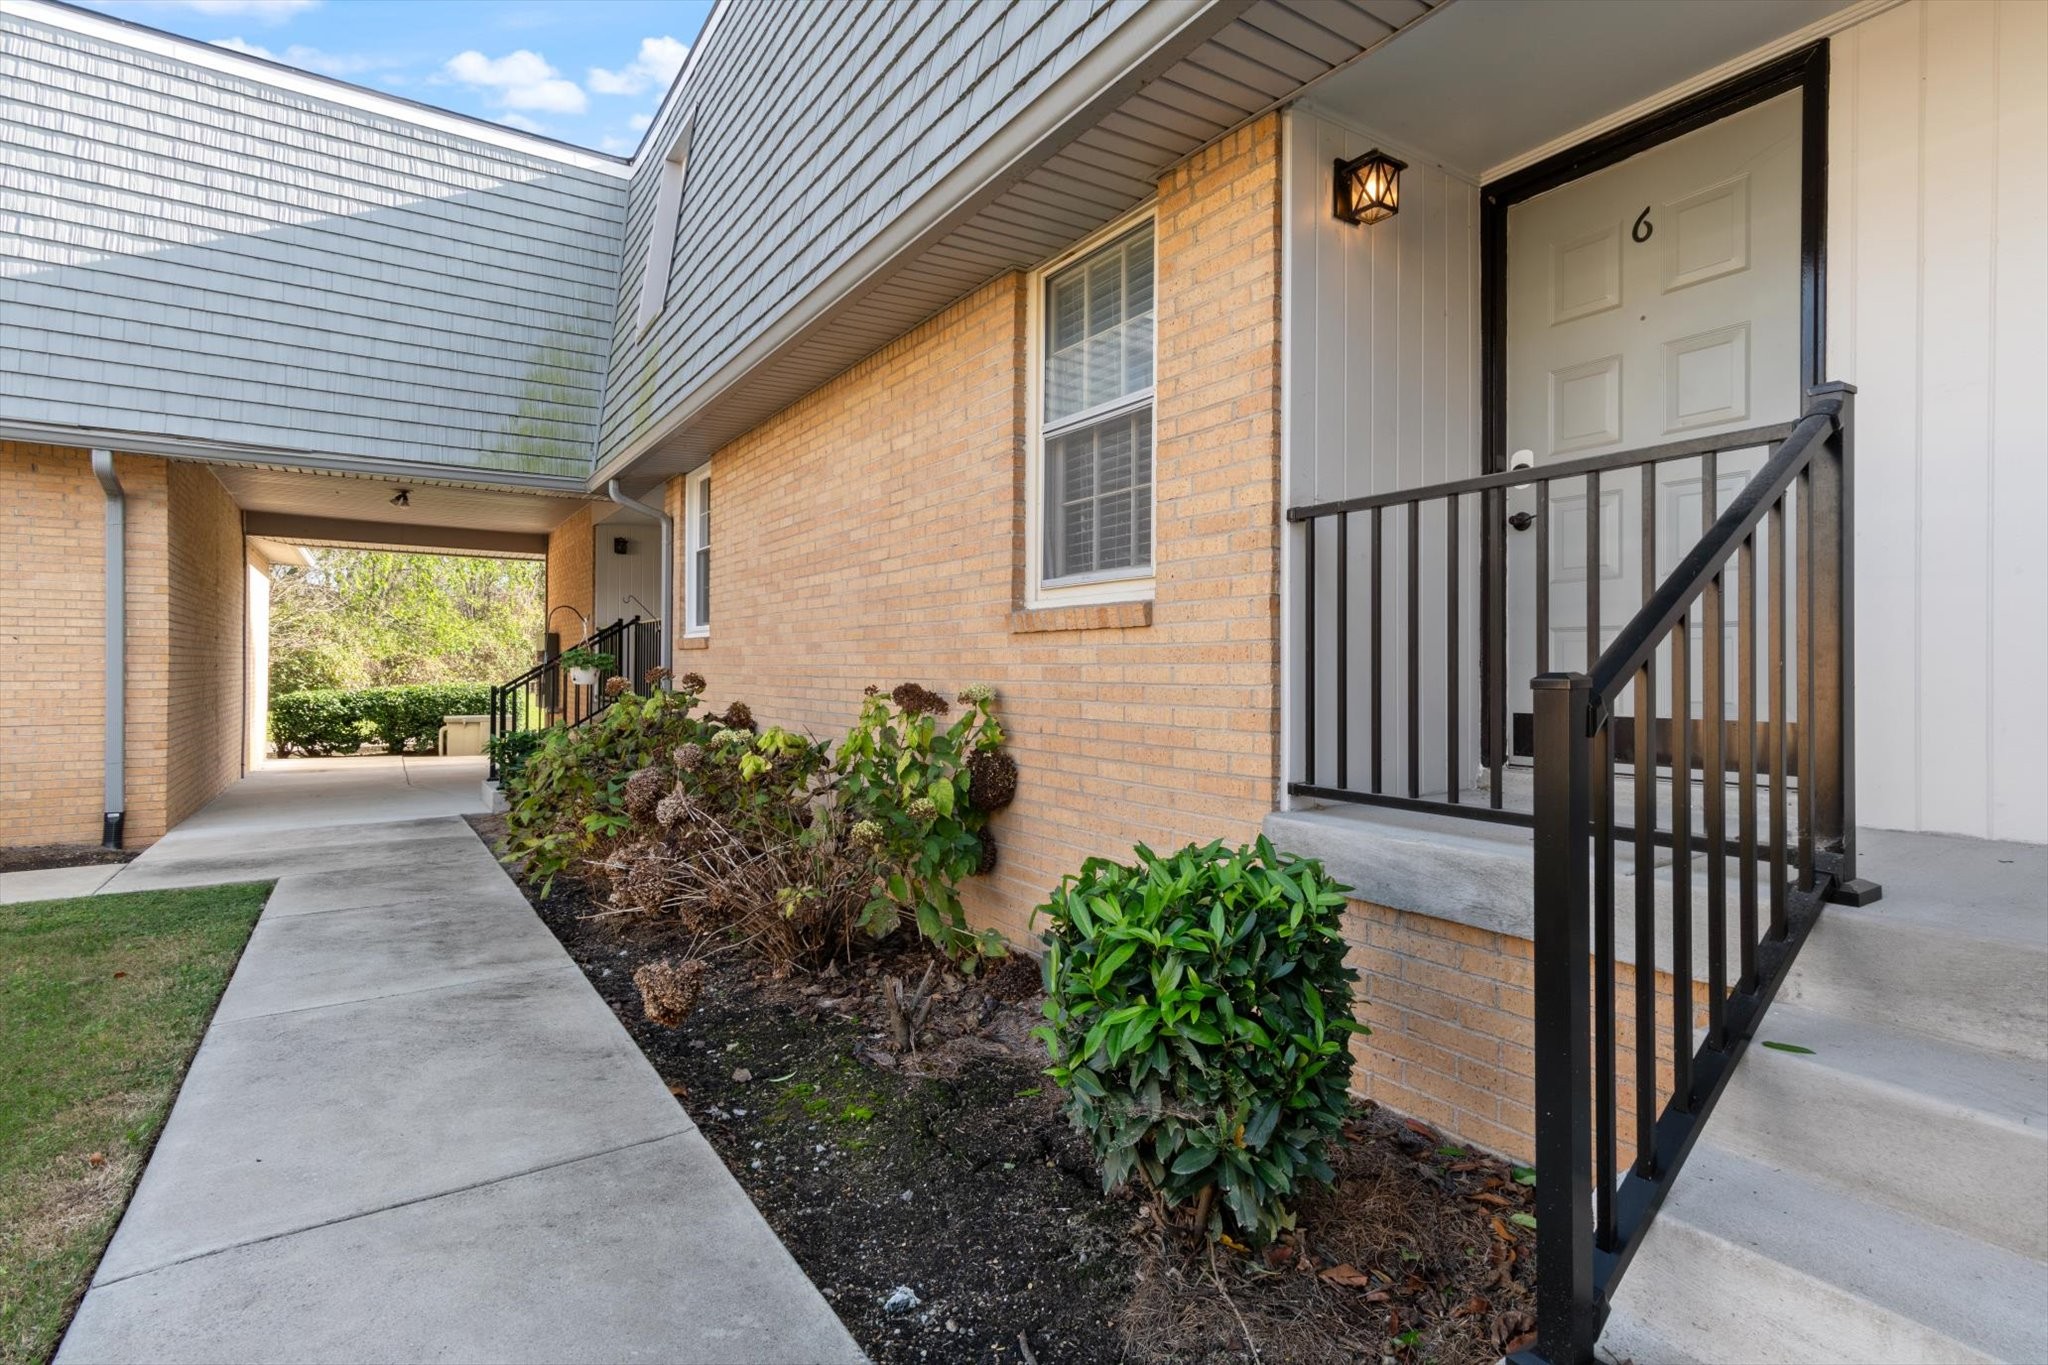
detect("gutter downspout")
[606,479,674,681]
[91,450,125,848]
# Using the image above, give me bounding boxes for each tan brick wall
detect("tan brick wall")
[1,442,118,845]
[545,505,595,643]
[163,460,246,831]
[1,443,246,847]
[663,116,1284,945]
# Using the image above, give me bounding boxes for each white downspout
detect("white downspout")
[91,450,125,847]
[606,479,674,681]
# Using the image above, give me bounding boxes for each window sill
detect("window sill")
[679,635,710,651]
[1009,600,1152,634]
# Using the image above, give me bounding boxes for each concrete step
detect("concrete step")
[1609,1142,2048,1364]
[1784,827,2048,1062]
[1704,1003,2048,1260]
[1782,901,2048,1064]
[1604,1167,2006,1363]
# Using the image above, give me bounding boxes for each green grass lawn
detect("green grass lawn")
[0,882,269,1365]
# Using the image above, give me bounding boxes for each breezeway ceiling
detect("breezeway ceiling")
[1300,0,1858,181]
[207,462,592,558]
[609,0,1445,486]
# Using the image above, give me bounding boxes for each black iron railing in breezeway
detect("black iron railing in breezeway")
[487,616,662,781]
[1288,385,1877,1365]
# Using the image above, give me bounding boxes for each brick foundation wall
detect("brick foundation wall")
[660,116,1284,946]
[1,442,247,847]
[1341,897,1710,1164]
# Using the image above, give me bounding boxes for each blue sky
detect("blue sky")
[78,0,716,154]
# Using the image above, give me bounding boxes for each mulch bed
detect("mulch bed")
[0,844,135,875]
[468,814,1537,1364]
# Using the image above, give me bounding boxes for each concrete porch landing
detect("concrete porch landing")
[57,758,863,1364]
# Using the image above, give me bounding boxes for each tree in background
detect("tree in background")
[270,549,544,694]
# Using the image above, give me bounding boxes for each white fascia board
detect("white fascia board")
[0,418,593,496]
[10,0,630,177]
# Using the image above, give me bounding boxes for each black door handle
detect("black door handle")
[1508,512,1535,532]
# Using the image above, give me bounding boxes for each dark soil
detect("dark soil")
[469,814,1132,1364]
[0,844,135,874]
[468,814,1538,1365]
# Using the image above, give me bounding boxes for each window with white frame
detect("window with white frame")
[1033,219,1155,599]
[684,466,710,635]
[635,114,694,333]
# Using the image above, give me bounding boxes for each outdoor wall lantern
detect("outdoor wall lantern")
[1334,148,1405,226]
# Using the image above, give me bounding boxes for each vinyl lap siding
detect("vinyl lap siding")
[0,13,626,479]
[599,0,1142,466]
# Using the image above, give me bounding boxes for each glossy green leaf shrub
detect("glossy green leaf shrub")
[1033,837,1363,1243]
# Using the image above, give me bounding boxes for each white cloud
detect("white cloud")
[212,36,389,77]
[499,113,548,134]
[598,134,635,154]
[443,49,587,114]
[586,36,687,97]
[628,113,652,132]
[118,0,318,22]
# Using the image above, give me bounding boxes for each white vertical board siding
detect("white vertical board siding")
[1284,105,1482,800]
[591,519,664,629]
[0,13,626,480]
[1828,0,2048,843]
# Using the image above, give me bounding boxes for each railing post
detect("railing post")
[1522,672,1597,1365]
[487,684,500,781]
[1804,382,1880,905]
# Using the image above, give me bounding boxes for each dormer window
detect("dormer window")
[635,114,693,333]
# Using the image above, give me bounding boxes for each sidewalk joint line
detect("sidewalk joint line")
[92,1129,695,1289]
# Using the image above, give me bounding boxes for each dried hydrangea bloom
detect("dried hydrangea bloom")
[967,750,1018,811]
[678,671,707,693]
[603,676,630,698]
[654,786,692,828]
[673,742,706,771]
[957,682,996,705]
[622,766,668,822]
[975,829,998,876]
[644,665,673,687]
[907,796,939,823]
[633,957,705,1028]
[890,682,951,717]
[719,701,756,732]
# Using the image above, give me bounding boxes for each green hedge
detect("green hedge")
[270,684,494,756]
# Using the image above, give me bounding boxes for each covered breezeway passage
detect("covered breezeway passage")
[55,756,863,1364]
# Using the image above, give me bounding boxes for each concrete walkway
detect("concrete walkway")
[57,757,864,1365]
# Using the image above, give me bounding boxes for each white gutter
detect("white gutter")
[606,479,674,681]
[91,450,125,847]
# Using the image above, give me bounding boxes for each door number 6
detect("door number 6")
[1631,207,1654,243]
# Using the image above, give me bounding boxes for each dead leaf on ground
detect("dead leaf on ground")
[84,1153,106,1167]
[1318,1263,1374,1288]
[1467,1191,1514,1207]
[1452,1296,1490,1318]
[1504,1330,1539,1355]
[1402,1119,1441,1142]
[1491,1216,1515,1242]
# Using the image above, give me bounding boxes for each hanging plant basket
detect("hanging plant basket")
[560,647,614,688]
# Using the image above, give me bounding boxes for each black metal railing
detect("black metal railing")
[1516,384,1875,1364]
[487,616,660,780]
[1288,413,1813,820]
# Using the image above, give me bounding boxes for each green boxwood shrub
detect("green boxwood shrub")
[1033,837,1363,1244]
[270,683,493,755]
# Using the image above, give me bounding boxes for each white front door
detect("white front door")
[1505,90,1803,735]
